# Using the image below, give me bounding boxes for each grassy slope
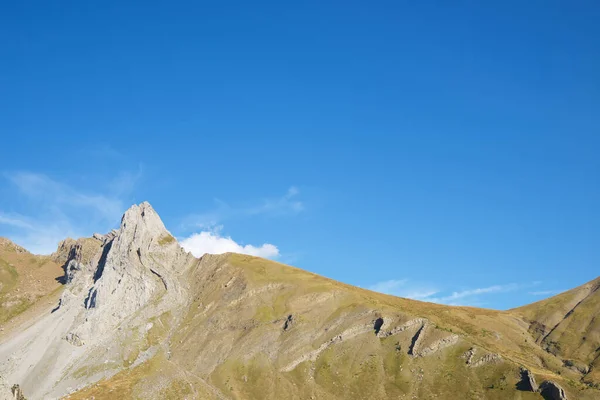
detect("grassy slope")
[0,238,64,327]
[512,277,600,388]
[67,254,600,399]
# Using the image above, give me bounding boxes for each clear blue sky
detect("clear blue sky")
[1,1,598,309]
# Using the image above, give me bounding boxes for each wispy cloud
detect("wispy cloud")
[0,171,139,254]
[0,213,34,229]
[368,279,408,293]
[246,186,304,216]
[0,211,77,256]
[184,186,304,229]
[529,289,564,296]
[180,227,279,259]
[427,283,523,305]
[367,279,439,301]
[6,172,123,219]
[178,187,301,259]
[368,279,537,306]
[107,164,144,197]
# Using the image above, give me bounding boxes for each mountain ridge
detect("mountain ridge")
[0,202,598,399]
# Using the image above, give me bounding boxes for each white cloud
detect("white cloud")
[184,186,304,229]
[180,231,279,259]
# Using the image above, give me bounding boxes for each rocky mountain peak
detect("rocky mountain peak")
[117,202,172,248]
[120,202,167,235]
[43,202,196,352]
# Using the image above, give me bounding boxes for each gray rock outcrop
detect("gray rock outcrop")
[539,380,568,400]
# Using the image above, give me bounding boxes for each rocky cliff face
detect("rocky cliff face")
[0,202,195,399]
[64,202,194,342]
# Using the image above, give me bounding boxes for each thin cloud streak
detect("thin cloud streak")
[6,172,123,219]
[0,171,139,254]
[368,279,537,306]
[0,213,34,230]
[529,289,565,296]
[367,279,440,302]
[183,186,304,229]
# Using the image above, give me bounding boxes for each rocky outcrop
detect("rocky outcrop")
[462,347,476,364]
[377,318,427,338]
[283,315,294,331]
[469,353,502,368]
[415,334,459,357]
[518,367,538,392]
[408,321,428,356]
[281,321,377,372]
[0,238,28,254]
[10,385,25,400]
[64,332,84,347]
[0,380,26,400]
[461,346,503,368]
[539,380,568,400]
[52,237,102,267]
[564,359,590,374]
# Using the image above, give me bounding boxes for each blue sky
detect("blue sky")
[1,1,598,309]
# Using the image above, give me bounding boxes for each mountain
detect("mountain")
[511,278,600,387]
[0,202,598,400]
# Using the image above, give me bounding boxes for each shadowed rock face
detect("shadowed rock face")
[540,381,568,400]
[0,202,597,399]
[517,367,538,392]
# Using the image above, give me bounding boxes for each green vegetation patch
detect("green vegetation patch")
[0,258,19,295]
[73,361,120,379]
[158,234,176,246]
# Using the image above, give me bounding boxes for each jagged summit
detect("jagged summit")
[52,202,173,263]
[119,201,172,243]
